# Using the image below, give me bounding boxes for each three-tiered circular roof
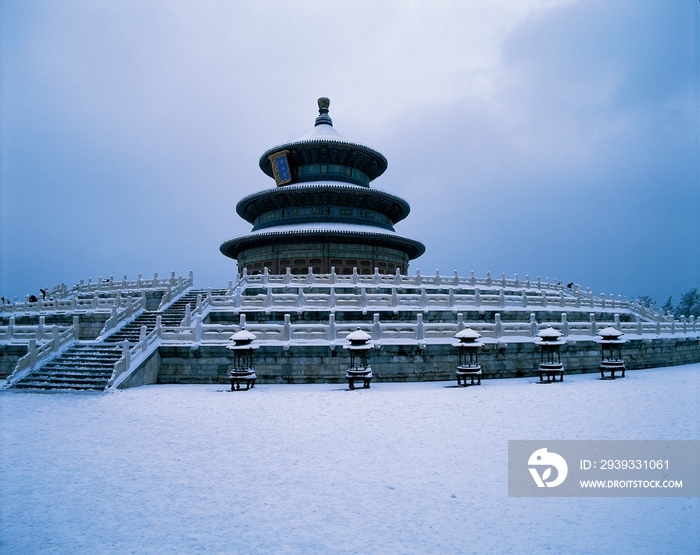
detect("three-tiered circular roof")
[220,98,425,268]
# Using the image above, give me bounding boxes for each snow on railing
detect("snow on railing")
[214,269,688,326]
[72,271,193,296]
[1,272,194,316]
[154,311,698,349]
[6,320,80,386]
[156,273,193,311]
[107,316,163,389]
[99,295,148,338]
[0,315,76,343]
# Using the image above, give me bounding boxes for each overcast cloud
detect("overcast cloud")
[1,0,698,306]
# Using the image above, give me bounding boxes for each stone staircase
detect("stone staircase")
[9,288,221,391]
[11,344,123,391]
[102,288,220,344]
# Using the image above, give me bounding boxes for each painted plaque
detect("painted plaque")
[268,150,292,186]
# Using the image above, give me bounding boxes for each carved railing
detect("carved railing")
[1,272,194,315]
[6,320,80,386]
[0,316,75,343]
[156,311,699,348]
[98,295,148,338]
[107,316,163,389]
[209,269,692,327]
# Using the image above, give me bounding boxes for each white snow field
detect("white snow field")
[1,365,698,555]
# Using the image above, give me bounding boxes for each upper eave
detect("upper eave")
[258,138,388,182]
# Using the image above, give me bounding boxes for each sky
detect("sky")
[1,0,698,307]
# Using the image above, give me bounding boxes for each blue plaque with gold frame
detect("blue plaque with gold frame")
[268,150,292,186]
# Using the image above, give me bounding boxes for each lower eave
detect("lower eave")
[220,229,425,260]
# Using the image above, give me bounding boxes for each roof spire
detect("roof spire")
[315,97,333,127]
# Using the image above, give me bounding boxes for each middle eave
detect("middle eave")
[236,183,411,225]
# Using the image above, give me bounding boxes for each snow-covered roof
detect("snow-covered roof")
[249,222,393,236]
[455,328,482,342]
[293,122,347,143]
[229,329,257,343]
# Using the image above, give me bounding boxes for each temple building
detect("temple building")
[220,98,425,276]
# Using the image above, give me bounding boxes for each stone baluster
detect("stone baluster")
[690,315,696,333]
[486,271,491,286]
[330,287,336,309]
[156,315,162,338]
[361,287,368,311]
[8,316,14,340]
[330,267,337,284]
[453,270,459,286]
[352,267,358,284]
[52,326,60,351]
[263,267,269,284]
[374,268,381,285]
[297,289,305,310]
[266,288,272,310]
[530,313,537,337]
[495,313,502,339]
[536,276,541,290]
[542,291,547,308]
[590,313,597,337]
[121,340,130,374]
[373,313,381,341]
[196,294,203,315]
[434,269,441,286]
[73,315,80,340]
[499,290,505,308]
[521,290,528,308]
[561,313,569,337]
[614,313,621,331]
[415,268,421,285]
[457,312,464,332]
[194,315,202,342]
[416,313,424,340]
[328,313,336,342]
[189,270,194,288]
[38,316,45,340]
[525,275,530,289]
[514,273,519,289]
[140,325,148,352]
[183,304,191,327]
[420,288,427,310]
[395,268,401,286]
[29,339,37,369]
[475,289,481,308]
[239,313,247,329]
[449,288,455,308]
[283,314,291,342]
[391,288,398,308]
[470,270,475,286]
[501,273,506,288]
[637,316,643,336]
[307,267,314,285]
[137,273,142,289]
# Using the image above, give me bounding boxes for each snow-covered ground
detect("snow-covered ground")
[1,366,698,555]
